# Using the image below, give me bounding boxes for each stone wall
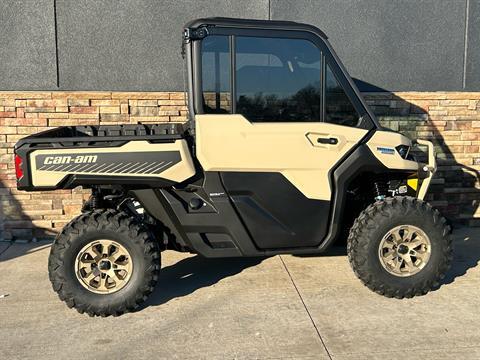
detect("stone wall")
[0,91,479,241]
[0,92,187,241]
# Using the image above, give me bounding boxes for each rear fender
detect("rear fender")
[16,140,195,190]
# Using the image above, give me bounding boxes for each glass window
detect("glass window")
[325,63,360,127]
[201,35,231,114]
[235,36,321,122]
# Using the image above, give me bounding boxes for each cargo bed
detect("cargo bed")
[15,123,186,146]
[14,124,196,191]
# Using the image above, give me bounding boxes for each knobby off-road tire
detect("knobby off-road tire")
[347,196,452,298]
[48,209,160,317]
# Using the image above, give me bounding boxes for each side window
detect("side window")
[235,36,321,122]
[201,35,231,114]
[325,63,360,127]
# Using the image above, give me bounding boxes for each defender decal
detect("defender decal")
[376,146,395,155]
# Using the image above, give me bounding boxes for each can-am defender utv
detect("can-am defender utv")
[14,18,452,316]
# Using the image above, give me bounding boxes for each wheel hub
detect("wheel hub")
[75,240,133,294]
[378,225,432,277]
[99,260,111,271]
[397,244,409,255]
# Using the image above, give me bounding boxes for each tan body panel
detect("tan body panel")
[366,131,418,171]
[195,114,368,200]
[30,140,195,187]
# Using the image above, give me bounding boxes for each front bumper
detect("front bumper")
[415,139,437,200]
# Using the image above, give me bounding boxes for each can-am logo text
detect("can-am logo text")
[43,155,98,165]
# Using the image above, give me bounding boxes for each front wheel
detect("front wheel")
[48,209,160,316]
[347,197,452,298]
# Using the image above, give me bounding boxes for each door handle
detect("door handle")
[317,137,338,145]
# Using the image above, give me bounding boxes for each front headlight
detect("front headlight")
[395,144,410,159]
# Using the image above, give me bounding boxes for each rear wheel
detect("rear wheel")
[48,209,160,316]
[347,196,452,298]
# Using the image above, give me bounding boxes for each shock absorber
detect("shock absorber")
[373,180,387,201]
[91,192,101,209]
[82,188,102,212]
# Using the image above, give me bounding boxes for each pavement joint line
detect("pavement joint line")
[279,255,333,360]
[0,243,12,258]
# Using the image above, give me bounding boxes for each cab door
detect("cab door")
[195,31,372,249]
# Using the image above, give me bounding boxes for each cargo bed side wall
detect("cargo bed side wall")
[26,140,194,189]
[0,91,479,242]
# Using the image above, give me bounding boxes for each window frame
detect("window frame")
[194,26,373,129]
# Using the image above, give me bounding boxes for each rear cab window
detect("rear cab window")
[201,35,231,113]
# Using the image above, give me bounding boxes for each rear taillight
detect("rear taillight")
[15,154,24,180]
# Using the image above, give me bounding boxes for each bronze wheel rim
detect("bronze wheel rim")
[378,225,431,277]
[75,240,133,294]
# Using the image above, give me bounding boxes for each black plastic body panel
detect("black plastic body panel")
[134,172,255,257]
[220,172,330,249]
[59,175,176,190]
[322,145,389,248]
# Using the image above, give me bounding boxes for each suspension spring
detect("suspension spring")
[373,181,388,201]
[90,188,102,209]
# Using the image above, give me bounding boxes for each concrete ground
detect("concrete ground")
[0,227,479,360]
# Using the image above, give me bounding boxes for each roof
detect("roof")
[184,17,328,39]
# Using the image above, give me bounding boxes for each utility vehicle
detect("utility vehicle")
[14,18,452,316]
